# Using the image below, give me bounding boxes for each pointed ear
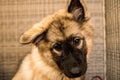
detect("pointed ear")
[19,23,48,44]
[67,0,86,22]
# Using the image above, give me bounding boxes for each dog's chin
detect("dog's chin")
[64,72,83,78]
[66,74,82,78]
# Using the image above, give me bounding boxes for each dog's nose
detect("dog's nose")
[70,67,81,74]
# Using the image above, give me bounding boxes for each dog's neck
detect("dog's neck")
[31,46,84,80]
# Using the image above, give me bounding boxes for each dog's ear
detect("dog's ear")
[67,0,86,22]
[19,23,48,44]
[32,31,47,44]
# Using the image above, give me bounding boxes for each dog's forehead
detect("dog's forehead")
[47,17,82,42]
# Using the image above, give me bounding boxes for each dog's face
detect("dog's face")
[19,0,93,78]
[46,19,88,78]
[50,33,87,78]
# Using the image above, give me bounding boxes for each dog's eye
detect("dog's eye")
[53,42,62,51]
[73,37,81,46]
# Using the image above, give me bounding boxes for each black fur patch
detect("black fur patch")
[51,35,87,78]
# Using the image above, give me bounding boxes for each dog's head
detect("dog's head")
[19,0,93,78]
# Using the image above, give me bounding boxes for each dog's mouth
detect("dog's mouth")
[65,73,82,78]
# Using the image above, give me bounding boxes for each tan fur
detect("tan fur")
[13,0,93,80]
[13,46,85,80]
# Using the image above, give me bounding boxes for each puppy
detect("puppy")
[13,0,93,80]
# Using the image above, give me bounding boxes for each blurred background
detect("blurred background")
[0,0,119,80]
